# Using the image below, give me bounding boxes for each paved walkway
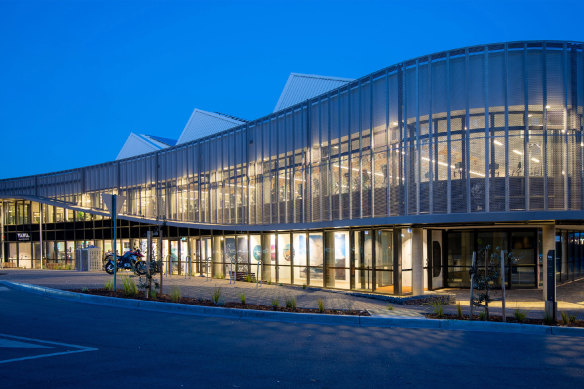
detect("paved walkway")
[1,269,583,320]
[0,269,425,318]
[431,279,584,319]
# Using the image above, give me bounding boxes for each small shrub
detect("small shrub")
[212,287,222,305]
[246,274,252,283]
[271,298,279,309]
[285,297,297,311]
[387,304,393,311]
[318,299,325,313]
[302,284,307,290]
[268,281,272,285]
[560,312,577,325]
[240,293,246,305]
[478,311,487,321]
[170,286,181,303]
[514,309,527,323]
[456,303,463,319]
[543,312,555,326]
[104,280,113,291]
[150,289,157,299]
[121,276,137,297]
[432,301,444,318]
[81,287,89,293]
[561,311,569,325]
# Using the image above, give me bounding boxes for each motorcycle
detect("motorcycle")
[104,249,147,275]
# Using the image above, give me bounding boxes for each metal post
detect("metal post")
[229,257,235,284]
[469,251,476,320]
[158,228,163,295]
[0,201,4,269]
[112,195,117,292]
[501,249,506,322]
[146,230,152,298]
[256,259,262,287]
[39,204,43,270]
[206,256,210,281]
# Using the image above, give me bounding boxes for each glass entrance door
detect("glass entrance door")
[375,230,393,293]
[354,230,373,291]
[200,237,212,277]
[179,239,188,275]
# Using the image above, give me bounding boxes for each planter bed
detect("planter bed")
[69,288,370,316]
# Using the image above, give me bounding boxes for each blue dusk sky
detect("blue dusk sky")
[1,0,583,179]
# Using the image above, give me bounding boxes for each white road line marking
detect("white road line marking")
[0,339,52,348]
[0,333,98,365]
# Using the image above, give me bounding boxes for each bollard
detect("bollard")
[256,260,263,287]
[229,257,235,284]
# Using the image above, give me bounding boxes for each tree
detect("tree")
[469,244,516,320]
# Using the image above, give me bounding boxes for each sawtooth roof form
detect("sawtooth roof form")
[176,109,246,145]
[146,134,177,147]
[273,73,354,112]
[116,133,176,160]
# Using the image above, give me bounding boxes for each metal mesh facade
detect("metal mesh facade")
[1,41,583,228]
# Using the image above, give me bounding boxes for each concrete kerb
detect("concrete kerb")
[3,280,584,337]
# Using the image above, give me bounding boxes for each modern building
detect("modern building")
[1,40,584,298]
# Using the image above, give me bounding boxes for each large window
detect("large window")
[324,231,350,290]
[308,233,323,287]
[446,229,537,288]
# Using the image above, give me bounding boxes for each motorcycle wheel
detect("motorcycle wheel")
[134,261,147,275]
[105,261,115,275]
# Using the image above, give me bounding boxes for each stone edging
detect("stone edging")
[2,280,583,337]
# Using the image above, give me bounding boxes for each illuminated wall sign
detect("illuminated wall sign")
[17,233,30,241]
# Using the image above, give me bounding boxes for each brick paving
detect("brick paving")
[2,269,583,320]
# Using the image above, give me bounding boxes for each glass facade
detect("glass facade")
[1,41,584,295]
[1,42,583,229]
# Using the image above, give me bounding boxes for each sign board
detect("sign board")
[17,233,30,241]
[546,250,556,302]
[101,194,126,216]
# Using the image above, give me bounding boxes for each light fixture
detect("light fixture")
[512,149,523,156]
[493,140,503,146]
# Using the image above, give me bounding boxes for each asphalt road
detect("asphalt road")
[1,287,583,389]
